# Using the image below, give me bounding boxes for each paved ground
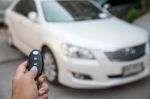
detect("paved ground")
[134,12,150,35]
[0,28,150,99]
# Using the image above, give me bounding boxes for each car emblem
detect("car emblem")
[125,48,136,55]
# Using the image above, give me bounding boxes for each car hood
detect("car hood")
[46,17,148,51]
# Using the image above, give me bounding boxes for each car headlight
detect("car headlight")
[62,44,95,59]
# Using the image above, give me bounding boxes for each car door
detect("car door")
[10,0,32,53]
[11,0,42,54]
[17,0,42,51]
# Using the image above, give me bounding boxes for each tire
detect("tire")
[42,47,59,85]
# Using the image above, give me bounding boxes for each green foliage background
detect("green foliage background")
[124,0,150,23]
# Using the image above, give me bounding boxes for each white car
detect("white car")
[5,0,150,89]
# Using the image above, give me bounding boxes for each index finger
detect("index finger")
[15,61,27,78]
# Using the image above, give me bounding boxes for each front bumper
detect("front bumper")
[53,42,150,89]
[61,66,149,89]
[56,50,150,89]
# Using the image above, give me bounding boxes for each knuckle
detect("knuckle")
[44,83,49,92]
[44,83,48,87]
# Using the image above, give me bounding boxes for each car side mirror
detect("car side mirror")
[103,3,111,9]
[28,12,38,23]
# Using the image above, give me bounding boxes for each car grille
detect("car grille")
[105,44,146,61]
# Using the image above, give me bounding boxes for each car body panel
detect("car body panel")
[44,17,148,51]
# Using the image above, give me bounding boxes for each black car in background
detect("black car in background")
[94,0,141,18]
[0,0,12,25]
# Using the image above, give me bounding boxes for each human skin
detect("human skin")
[12,61,49,99]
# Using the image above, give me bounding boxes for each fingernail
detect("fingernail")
[31,66,37,71]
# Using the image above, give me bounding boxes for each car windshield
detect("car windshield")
[41,0,104,22]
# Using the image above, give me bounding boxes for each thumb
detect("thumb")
[26,66,38,79]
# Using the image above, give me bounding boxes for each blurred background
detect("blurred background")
[0,0,150,99]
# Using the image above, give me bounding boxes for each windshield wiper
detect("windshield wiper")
[75,16,93,21]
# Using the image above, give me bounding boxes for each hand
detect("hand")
[12,61,49,99]
[38,74,49,99]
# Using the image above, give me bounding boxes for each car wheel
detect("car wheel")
[42,47,59,85]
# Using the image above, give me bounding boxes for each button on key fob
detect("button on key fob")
[27,49,44,80]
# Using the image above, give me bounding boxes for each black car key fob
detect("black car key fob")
[27,49,44,80]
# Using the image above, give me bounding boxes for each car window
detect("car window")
[94,0,109,5]
[105,0,139,6]
[41,1,103,22]
[14,0,37,17]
